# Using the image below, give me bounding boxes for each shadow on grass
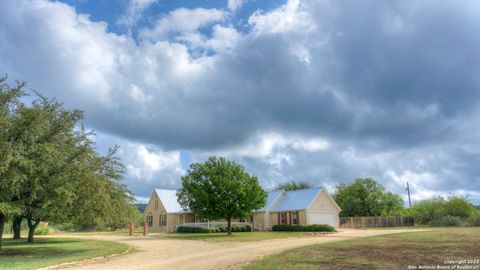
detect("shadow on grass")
[2,238,81,246]
[0,247,86,257]
[0,238,90,257]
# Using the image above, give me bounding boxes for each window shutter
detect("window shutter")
[289,212,292,225]
[297,211,300,225]
[278,213,280,225]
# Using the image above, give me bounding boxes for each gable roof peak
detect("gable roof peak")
[154,188,187,213]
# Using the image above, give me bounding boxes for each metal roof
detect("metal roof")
[258,190,283,211]
[271,187,322,212]
[154,189,188,213]
[153,187,324,213]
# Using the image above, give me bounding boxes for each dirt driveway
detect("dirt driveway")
[57,229,421,270]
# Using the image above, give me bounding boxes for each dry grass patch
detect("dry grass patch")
[245,228,480,270]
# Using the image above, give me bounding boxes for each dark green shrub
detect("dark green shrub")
[467,216,480,226]
[219,227,226,232]
[430,215,463,226]
[177,226,212,233]
[240,226,246,232]
[245,225,252,232]
[272,224,289,231]
[272,224,335,232]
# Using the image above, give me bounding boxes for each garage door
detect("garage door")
[307,213,338,227]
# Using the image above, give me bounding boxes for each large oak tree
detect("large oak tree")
[0,78,24,249]
[177,156,267,235]
[0,77,134,245]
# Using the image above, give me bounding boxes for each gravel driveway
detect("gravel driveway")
[57,229,420,270]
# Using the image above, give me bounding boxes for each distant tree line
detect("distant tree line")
[0,77,137,249]
[273,181,312,191]
[263,176,480,228]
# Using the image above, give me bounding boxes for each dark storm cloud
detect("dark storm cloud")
[1,0,480,200]
[2,0,480,151]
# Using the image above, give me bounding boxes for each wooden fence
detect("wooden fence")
[339,216,414,228]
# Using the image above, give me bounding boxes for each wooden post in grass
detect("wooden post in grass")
[129,223,134,236]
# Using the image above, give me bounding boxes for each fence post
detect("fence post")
[143,218,148,236]
[350,217,354,228]
[129,223,134,236]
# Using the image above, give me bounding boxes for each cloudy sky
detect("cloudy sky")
[1,0,479,204]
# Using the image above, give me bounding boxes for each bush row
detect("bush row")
[177,225,252,233]
[428,215,480,227]
[272,224,335,232]
[409,196,480,227]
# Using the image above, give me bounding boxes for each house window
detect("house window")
[159,214,166,226]
[146,213,153,227]
[279,212,287,225]
[292,211,299,225]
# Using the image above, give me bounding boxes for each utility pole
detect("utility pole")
[406,182,412,208]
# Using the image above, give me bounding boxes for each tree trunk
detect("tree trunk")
[27,216,40,243]
[0,213,5,249]
[12,216,22,240]
[227,217,232,236]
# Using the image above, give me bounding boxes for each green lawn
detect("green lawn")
[158,231,328,242]
[0,237,130,270]
[244,227,480,270]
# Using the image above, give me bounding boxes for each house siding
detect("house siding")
[306,190,341,227]
[166,214,179,233]
[308,191,339,212]
[143,192,168,233]
[299,210,307,225]
[268,210,307,228]
[253,212,265,231]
